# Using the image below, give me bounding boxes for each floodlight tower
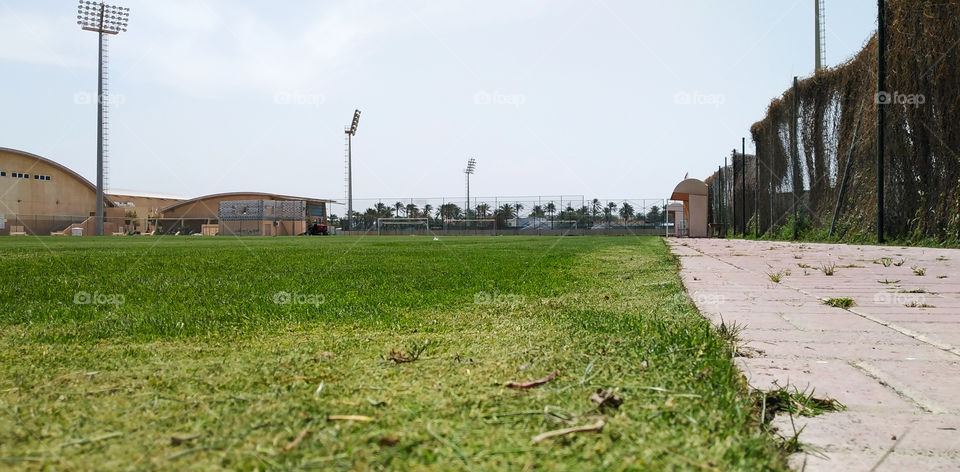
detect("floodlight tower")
[815,0,826,72]
[464,158,476,220]
[77,1,129,236]
[344,109,361,230]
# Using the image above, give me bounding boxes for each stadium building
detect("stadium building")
[157,193,331,236]
[0,147,333,236]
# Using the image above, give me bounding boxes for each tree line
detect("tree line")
[330,199,667,230]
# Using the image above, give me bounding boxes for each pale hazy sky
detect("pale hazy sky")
[0,0,877,212]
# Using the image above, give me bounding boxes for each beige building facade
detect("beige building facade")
[157,193,331,236]
[1,147,334,236]
[0,147,120,235]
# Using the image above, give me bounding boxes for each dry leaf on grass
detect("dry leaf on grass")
[505,370,559,389]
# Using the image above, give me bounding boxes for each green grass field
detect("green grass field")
[0,236,786,470]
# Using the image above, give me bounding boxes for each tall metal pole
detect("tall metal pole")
[717,166,722,226]
[343,109,360,231]
[95,23,104,236]
[815,0,823,72]
[722,158,728,234]
[347,133,352,230]
[877,0,886,243]
[755,143,760,238]
[731,154,737,235]
[78,1,130,235]
[769,125,775,234]
[741,137,746,236]
[792,76,799,240]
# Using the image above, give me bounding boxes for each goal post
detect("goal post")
[441,218,496,230]
[550,219,578,229]
[376,218,429,235]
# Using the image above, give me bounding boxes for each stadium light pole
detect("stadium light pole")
[344,109,361,231]
[876,0,886,243]
[77,1,129,236]
[815,0,825,72]
[465,158,476,220]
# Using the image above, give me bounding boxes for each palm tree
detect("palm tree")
[591,198,601,223]
[374,202,392,218]
[545,202,556,229]
[422,204,433,225]
[513,203,524,227]
[439,203,462,220]
[405,203,419,218]
[363,208,378,230]
[496,204,514,228]
[475,203,490,219]
[619,202,635,223]
[606,202,617,227]
[646,205,660,224]
[394,201,405,217]
[531,205,545,218]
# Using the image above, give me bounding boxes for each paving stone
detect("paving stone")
[669,238,960,471]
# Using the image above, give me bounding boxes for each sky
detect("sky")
[0,0,878,214]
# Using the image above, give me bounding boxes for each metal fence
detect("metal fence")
[708,1,960,242]
[334,196,673,235]
[1,197,674,237]
[0,214,130,236]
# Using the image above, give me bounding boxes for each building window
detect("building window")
[23,174,29,179]
[45,176,51,181]
[34,175,39,180]
[0,171,5,177]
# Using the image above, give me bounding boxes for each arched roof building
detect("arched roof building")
[0,147,116,235]
[670,178,709,238]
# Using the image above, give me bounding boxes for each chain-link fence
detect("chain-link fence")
[708,1,960,242]
[335,196,672,235]
[0,214,133,236]
[0,214,309,236]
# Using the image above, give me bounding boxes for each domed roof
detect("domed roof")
[671,178,708,199]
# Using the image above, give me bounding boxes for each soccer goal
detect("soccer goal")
[377,218,430,235]
[550,219,578,230]
[442,218,496,231]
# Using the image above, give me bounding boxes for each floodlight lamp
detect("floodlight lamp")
[77,1,130,34]
[346,109,361,135]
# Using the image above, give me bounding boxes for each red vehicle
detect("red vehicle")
[305,221,329,235]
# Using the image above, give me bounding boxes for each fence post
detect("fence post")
[755,142,760,238]
[722,158,728,235]
[876,0,886,243]
[769,125,775,234]
[830,100,865,237]
[741,137,747,236]
[791,76,799,240]
[732,152,737,235]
